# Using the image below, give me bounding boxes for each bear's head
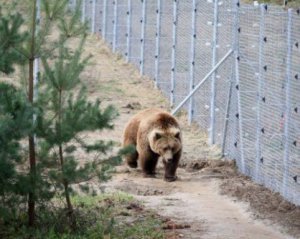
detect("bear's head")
[149,128,182,164]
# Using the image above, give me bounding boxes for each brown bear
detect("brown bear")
[122,108,182,181]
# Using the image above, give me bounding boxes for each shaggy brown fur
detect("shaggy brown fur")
[123,108,182,181]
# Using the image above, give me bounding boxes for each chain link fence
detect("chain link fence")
[70,0,300,206]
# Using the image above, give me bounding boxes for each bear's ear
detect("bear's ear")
[155,132,162,140]
[175,132,180,139]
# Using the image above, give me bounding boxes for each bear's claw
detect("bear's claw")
[164,176,177,182]
[143,173,156,178]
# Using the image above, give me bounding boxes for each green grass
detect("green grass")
[72,192,134,207]
[0,192,166,239]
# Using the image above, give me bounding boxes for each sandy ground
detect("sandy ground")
[78,35,300,239]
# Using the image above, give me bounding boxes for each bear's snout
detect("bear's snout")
[166,155,176,163]
[162,150,173,163]
[163,157,173,164]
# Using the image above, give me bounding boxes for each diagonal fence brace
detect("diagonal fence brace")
[171,49,234,116]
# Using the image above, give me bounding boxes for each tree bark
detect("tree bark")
[28,135,36,227]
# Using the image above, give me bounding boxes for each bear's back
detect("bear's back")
[137,108,179,131]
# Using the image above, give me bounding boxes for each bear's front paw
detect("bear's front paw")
[164,175,177,182]
[127,161,138,168]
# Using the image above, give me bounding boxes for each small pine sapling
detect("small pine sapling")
[36,36,122,225]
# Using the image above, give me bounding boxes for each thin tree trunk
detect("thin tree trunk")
[28,0,37,227]
[28,136,36,227]
[59,144,76,230]
[59,145,73,214]
[57,89,75,228]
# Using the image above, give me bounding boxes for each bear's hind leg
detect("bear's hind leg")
[123,132,139,168]
[123,119,140,168]
[125,150,138,168]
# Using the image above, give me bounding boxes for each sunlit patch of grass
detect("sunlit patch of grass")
[72,191,134,207]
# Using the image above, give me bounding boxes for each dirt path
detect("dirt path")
[83,36,297,239]
[103,168,293,239]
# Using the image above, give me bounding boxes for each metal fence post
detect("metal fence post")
[209,0,219,144]
[282,9,293,197]
[170,0,178,106]
[33,0,41,141]
[209,0,220,144]
[126,0,132,62]
[140,0,146,75]
[81,0,86,23]
[34,0,41,103]
[91,0,96,33]
[154,0,161,88]
[233,0,246,173]
[102,0,107,40]
[255,4,266,182]
[188,0,197,124]
[221,81,233,156]
[113,0,118,52]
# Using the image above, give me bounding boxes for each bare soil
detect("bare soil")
[81,35,300,239]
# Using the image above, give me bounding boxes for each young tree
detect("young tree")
[16,0,88,226]
[37,37,120,223]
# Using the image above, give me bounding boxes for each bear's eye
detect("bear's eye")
[175,132,180,139]
[163,147,168,151]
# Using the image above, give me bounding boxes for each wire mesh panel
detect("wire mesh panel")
[234,3,300,205]
[157,0,173,98]
[284,10,300,205]
[143,1,157,79]
[173,0,193,108]
[212,1,235,145]
[114,0,128,56]
[68,0,76,10]
[127,1,143,69]
[94,0,103,35]
[236,5,261,179]
[192,1,214,131]
[224,73,240,164]
[105,0,115,47]
[84,0,94,30]
[259,6,288,194]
